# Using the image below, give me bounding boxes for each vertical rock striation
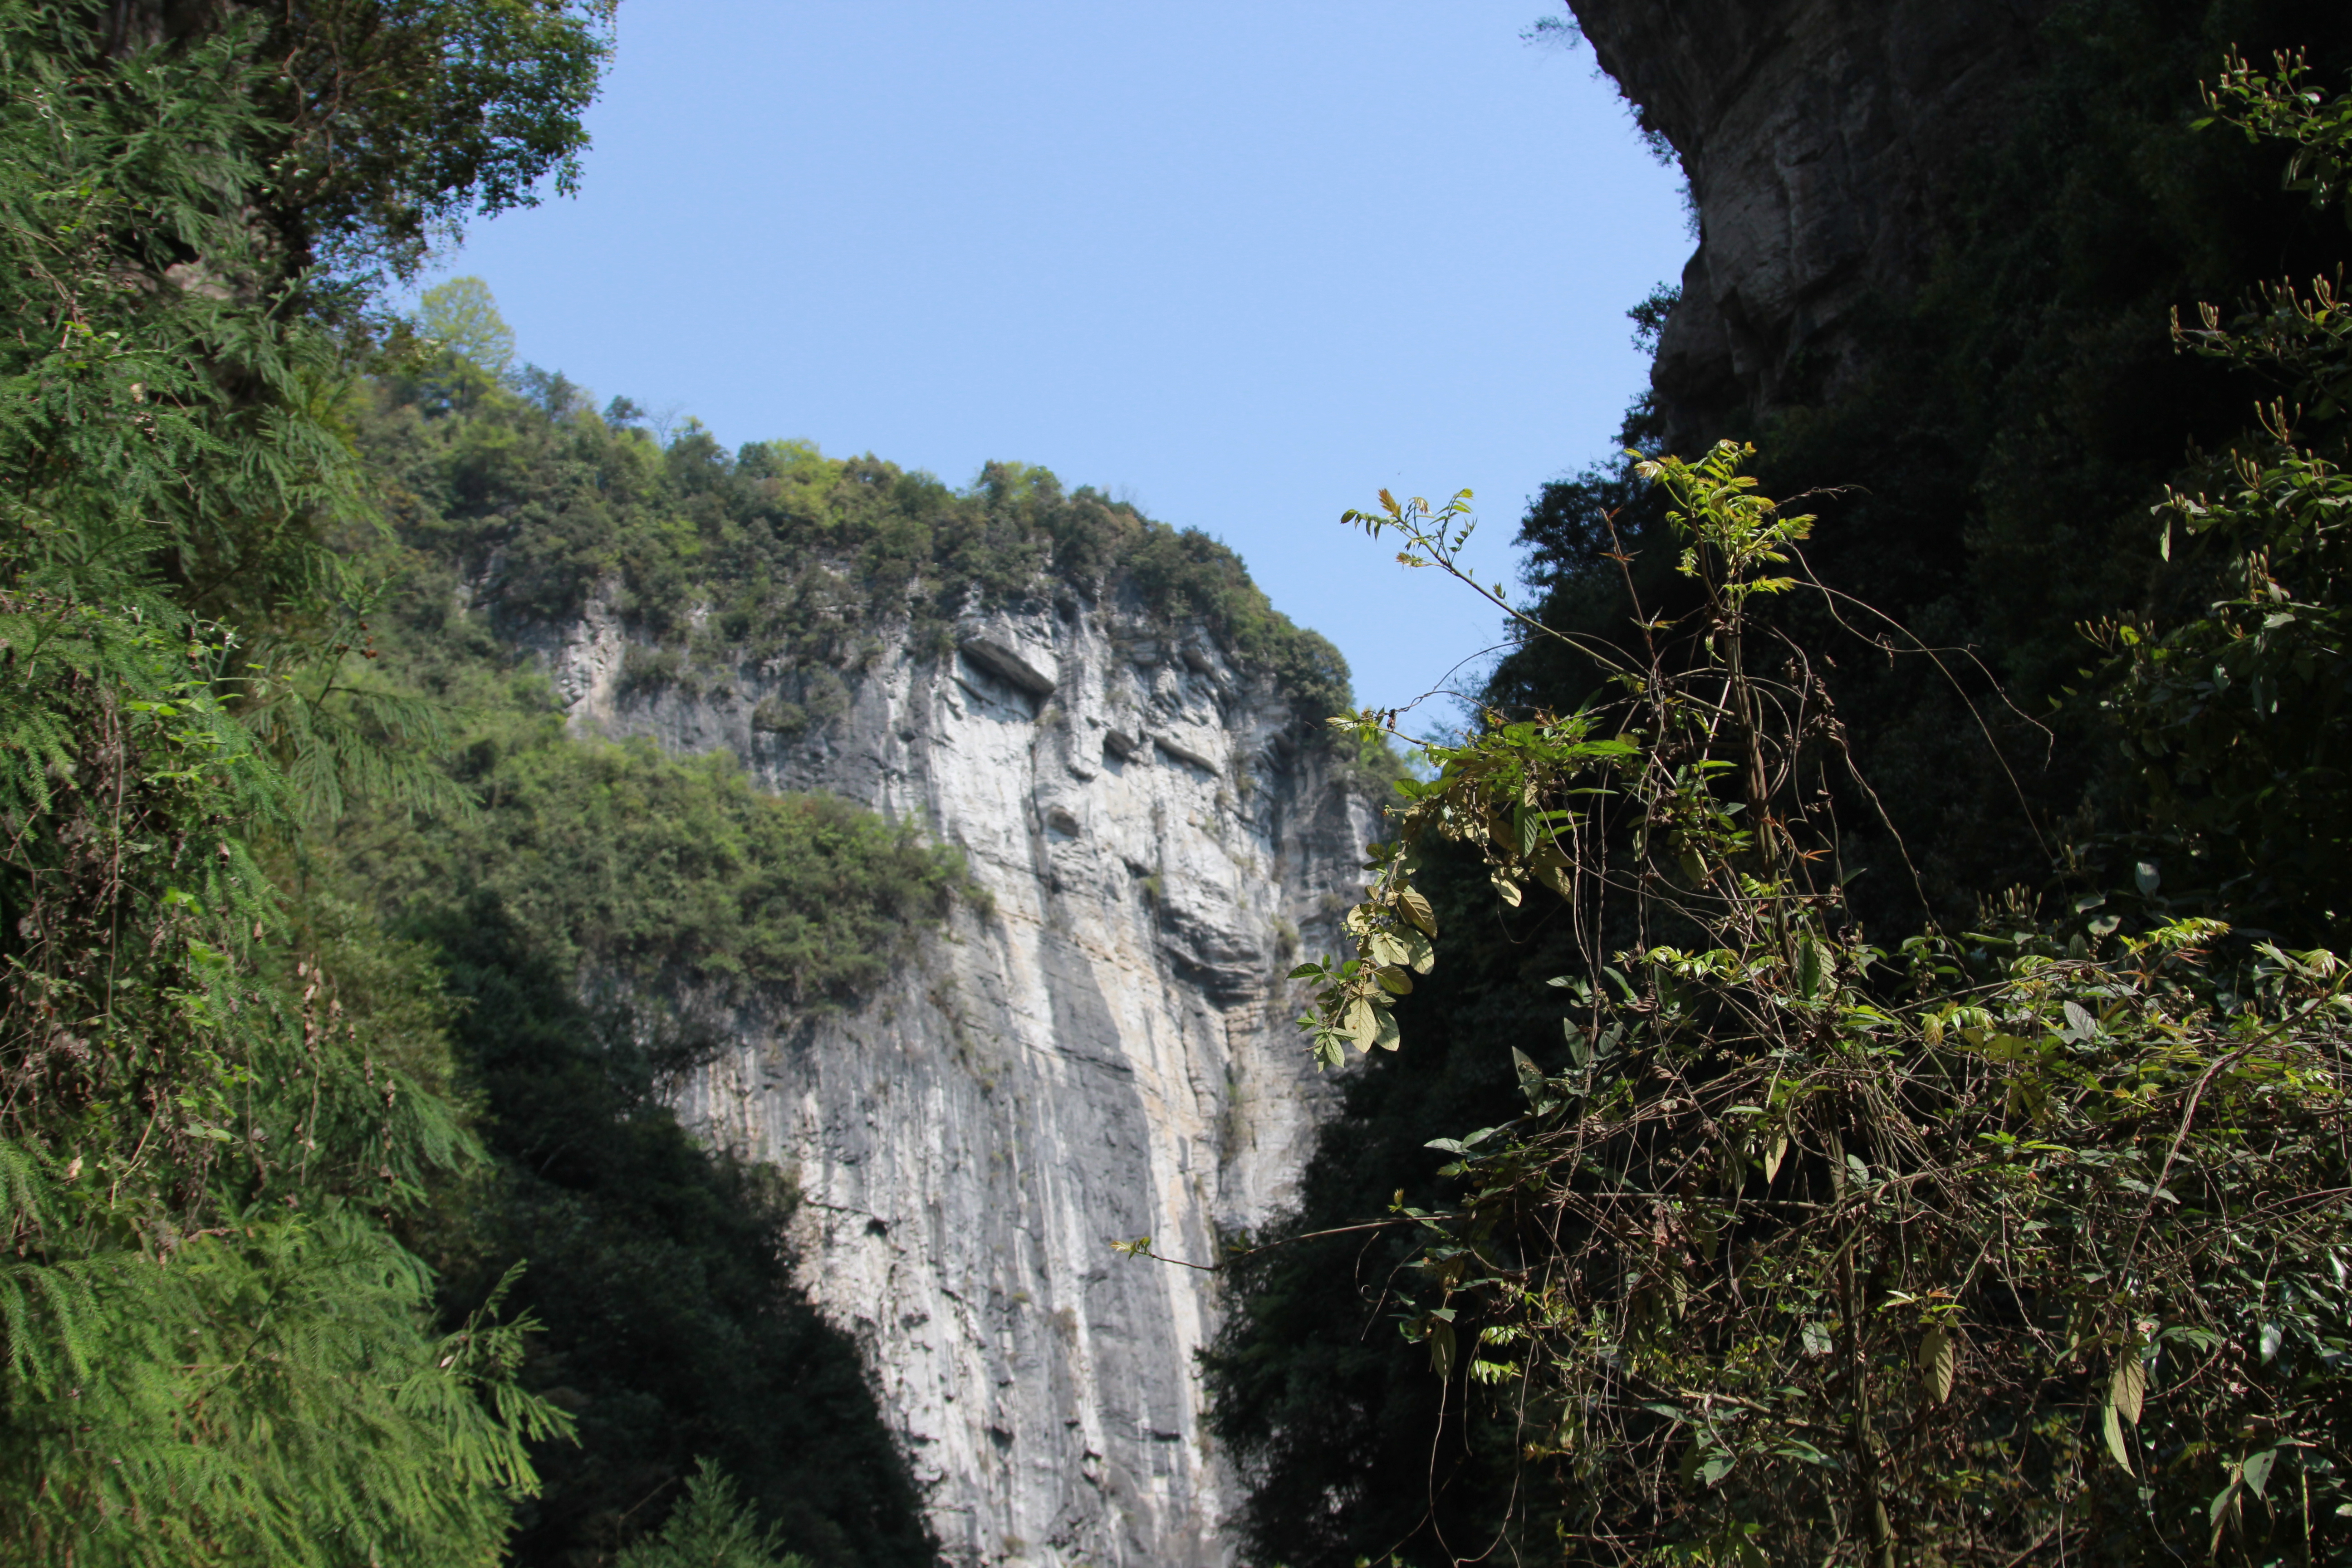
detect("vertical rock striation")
[545,583,1377,1568]
[1571,0,2050,445]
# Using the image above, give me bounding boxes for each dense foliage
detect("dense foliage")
[355,358,1355,729]
[0,0,609,1559]
[1208,22,2352,1568]
[247,0,614,282]
[341,716,969,1005]
[1259,445,2352,1565]
[0,2,956,1563]
[0,559,561,1566]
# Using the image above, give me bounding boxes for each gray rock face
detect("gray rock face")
[1572,0,2048,445]
[544,584,1377,1568]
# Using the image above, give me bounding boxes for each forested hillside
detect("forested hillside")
[322,326,1374,1564]
[352,339,1352,737]
[0,0,617,1558]
[1208,4,2352,1566]
[0,4,968,1563]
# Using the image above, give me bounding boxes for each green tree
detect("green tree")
[616,1461,811,1568]
[1208,46,2352,1568]
[1229,443,2352,1568]
[2087,50,2352,945]
[0,0,612,1558]
[421,275,519,376]
[247,0,615,282]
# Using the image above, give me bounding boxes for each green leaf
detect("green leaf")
[1918,1324,1955,1404]
[2110,1354,2145,1425]
[1398,886,1437,935]
[2242,1446,2278,1500]
[2102,1399,2132,1473]
[1773,1438,1834,1469]
[1529,852,1572,896]
[2210,1479,2241,1558]
[1511,1047,1544,1104]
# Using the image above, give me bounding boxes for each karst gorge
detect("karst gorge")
[7,4,2352,1568]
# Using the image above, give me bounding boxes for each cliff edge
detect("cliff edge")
[1572,0,2049,445]
[543,577,1376,1568]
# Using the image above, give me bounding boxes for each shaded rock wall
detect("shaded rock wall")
[542,584,1376,1568]
[1572,0,2050,445]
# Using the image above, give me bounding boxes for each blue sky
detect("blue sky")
[431,1,1688,723]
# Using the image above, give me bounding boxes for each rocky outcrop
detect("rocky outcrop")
[1572,0,2050,445]
[544,583,1377,1568]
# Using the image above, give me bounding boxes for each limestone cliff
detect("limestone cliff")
[1571,0,2049,445]
[537,581,1377,1568]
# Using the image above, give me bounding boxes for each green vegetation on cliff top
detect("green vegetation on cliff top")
[363,352,1354,727]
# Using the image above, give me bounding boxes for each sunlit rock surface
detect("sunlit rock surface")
[548,584,1376,1568]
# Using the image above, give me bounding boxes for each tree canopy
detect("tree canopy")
[0,4,945,1563]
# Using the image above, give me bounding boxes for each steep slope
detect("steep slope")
[1569,0,2050,447]
[357,379,1382,1568]
[552,590,1374,1568]
[1520,0,2352,924]
[1207,7,2352,1566]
